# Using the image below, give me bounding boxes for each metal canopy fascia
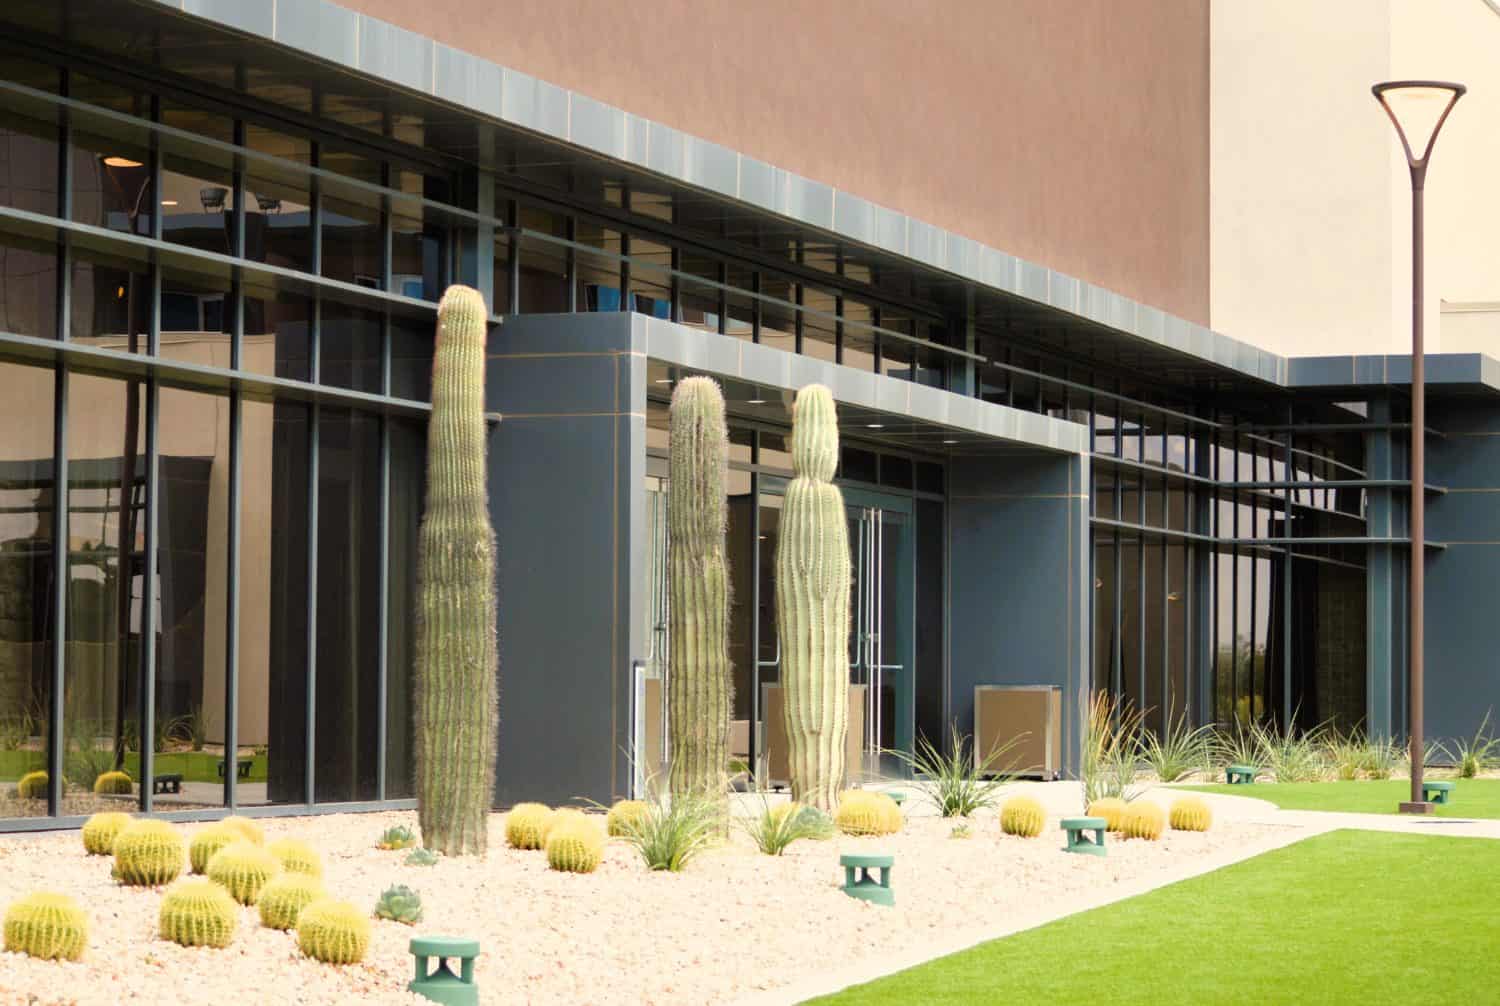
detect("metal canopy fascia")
[1288,353,1500,396]
[633,315,1088,458]
[128,0,1289,391]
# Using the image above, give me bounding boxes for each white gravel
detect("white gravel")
[0,788,1291,1005]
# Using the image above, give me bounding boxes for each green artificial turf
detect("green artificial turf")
[1178,778,1500,818]
[0,749,268,784]
[808,830,1500,1005]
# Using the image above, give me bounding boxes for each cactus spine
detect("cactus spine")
[504,803,554,850]
[1121,801,1166,840]
[268,838,323,878]
[189,826,238,875]
[3,892,87,961]
[415,285,499,858]
[546,819,605,874]
[776,385,851,811]
[666,377,732,796]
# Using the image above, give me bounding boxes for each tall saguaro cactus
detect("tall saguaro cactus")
[776,384,851,811]
[415,285,499,857]
[666,377,732,795]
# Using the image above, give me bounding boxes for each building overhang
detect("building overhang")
[1289,353,1500,398]
[0,0,1291,398]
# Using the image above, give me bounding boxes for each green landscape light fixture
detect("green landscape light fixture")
[1371,79,1465,816]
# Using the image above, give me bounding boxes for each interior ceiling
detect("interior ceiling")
[2,0,1288,404]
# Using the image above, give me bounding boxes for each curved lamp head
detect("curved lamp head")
[1372,80,1465,170]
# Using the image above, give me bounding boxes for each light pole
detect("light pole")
[1371,80,1464,814]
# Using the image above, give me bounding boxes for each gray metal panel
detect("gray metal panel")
[274,0,358,68]
[356,15,433,95]
[183,0,272,35]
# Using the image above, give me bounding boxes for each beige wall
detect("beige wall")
[349,0,1212,323]
[1212,0,1500,357]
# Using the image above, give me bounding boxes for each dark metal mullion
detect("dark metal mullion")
[1283,421,1295,728]
[506,199,520,312]
[872,307,883,375]
[716,262,727,335]
[834,247,845,364]
[224,388,241,810]
[1231,435,1240,724]
[751,272,762,342]
[138,377,160,812]
[305,404,319,807]
[618,231,630,313]
[565,215,578,313]
[747,464,760,784]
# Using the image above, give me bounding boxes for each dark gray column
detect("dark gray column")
[1364,397,1398,741]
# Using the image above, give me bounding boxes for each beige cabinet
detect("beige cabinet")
[974,685,1062,779]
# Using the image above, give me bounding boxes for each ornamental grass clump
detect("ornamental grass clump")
[546,819,605,874]
[504,803,554,850]
[1446,710,1500,779]
[834,790,902,837]
[158,879,237,949]
[189,826,238,875]
[887,723,1020,817]
[1138,711,1212,782]
[999,795,1045,838]
[113,820,185,887]
[258,874,325,931]
[606,799,649,838]
[206,841,281,904]
[81,812,131,856]
[1169,797,1213,832]
[92,770,133,795]
[3,892,87,961]
[268,838,323,879]
[1081,693,1146,806]
[742,801,835,856]
[297,899,371,965]
[617,789,722,872]
[1247,719,1327,783]
[1086,797,1128,833]
[1120,801,1166,841]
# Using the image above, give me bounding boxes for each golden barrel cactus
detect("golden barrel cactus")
[297,899,371,965]
[92,771,133,795]
[999,796,1046,838]
[113,820,185,886]
[158,879,238,949]
[16,770,46,800]
[504,803,554,850]
[833,791,902,836]
[189,826,238,875]
[258,874,326,931]
[206,841,281,904]
[219,815,265,846]
[546,820,605,874]
[1087,797,1128,832]
[267,838,323,879]
[1169,797,1213,832]
[606,800,648,837]
[81,812,132,856]
[3,892,87,961]
[1120,802,1166,840]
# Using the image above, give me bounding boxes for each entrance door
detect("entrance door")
[846,491,916,780]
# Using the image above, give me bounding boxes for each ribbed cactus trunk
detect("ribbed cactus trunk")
[415,285,498,857]
[776,384,851,812]
[666,377,732,796]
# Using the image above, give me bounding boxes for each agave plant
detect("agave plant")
[377,825,418,851]
[886,722,1022,818]
[404,847,440,867]
[374,884,423,925]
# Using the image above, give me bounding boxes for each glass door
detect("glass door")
[846,490,915,780]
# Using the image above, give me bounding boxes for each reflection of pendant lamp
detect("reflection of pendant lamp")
[199,186,228,212]
[252,193,281,213]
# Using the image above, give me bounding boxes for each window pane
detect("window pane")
[319,300,382,393]
[0,234,59,339]
[151,388,228,809]
[244,173,313,275]
[250,398,310,806]
[160,153,236,256]
[73,133,154,237]
[70,250,149,353]
[159,268,231,367]
[243,287,312,381]
[0,360,55,819]
[64,373,144,815]
[384,418,424,799]
[0,106,59,216]
[322,194,384,289]
[390,315,434,403]
[314,408,381,802]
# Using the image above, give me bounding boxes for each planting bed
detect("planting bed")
[0,793,1288,1005]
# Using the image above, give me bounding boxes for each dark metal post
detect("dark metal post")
[1372,80,1463,815]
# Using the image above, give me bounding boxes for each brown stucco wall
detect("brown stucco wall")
[349,0,1210,323]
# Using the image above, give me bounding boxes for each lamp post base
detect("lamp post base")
[1398,801,1436,815]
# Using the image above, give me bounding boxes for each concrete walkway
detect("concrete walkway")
[737,780,1500,1006]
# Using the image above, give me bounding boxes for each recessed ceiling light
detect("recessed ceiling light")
[653,378,673,384]
[746,398,766,405]
[866,423,885,429]
[160,199,178,207]
[942,439,959,445]
[102,155,143,168]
